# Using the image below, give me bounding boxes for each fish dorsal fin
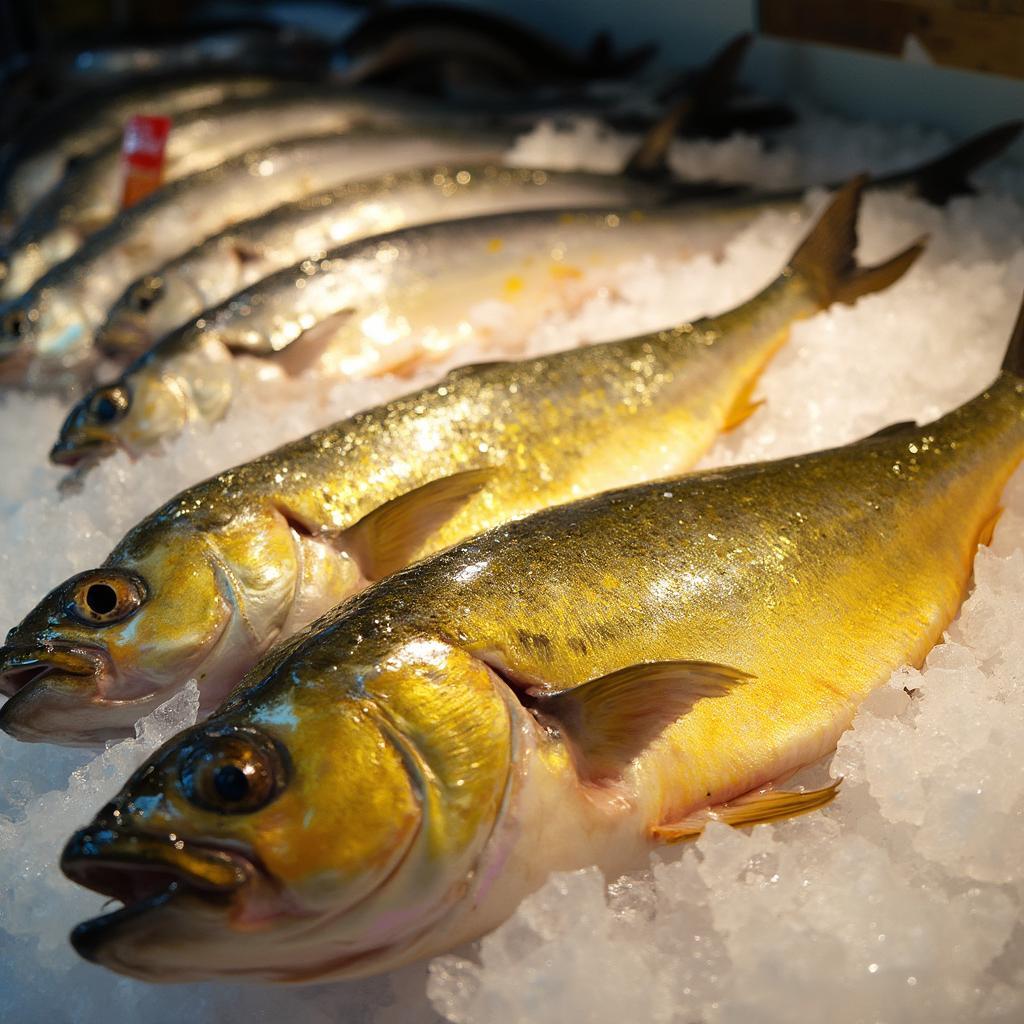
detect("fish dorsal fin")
[528,660,750,784]
[652,779,842,842]
[344,467,496,580]
[621,34,753,180]
[788,175,925,308]
[893,121,1023,206]
[860,419,918,441]
[622,98,693,180]
[1001,288,1024,378]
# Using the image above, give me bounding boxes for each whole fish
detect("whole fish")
[50,122,1016,467]
[0,127,515,389]
[0,179,920,745]
[1,88,471,296]
[59,299,1024,983]
[93,164,676,358]
[0,75,305,232]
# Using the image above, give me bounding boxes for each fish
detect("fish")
[0,75,306,233]
[58,293,1024,983]
[91,163,682,361]
[49,122,1017,469]
[0,178,920,745]
[0,87,483,296]
[0,127,516,389]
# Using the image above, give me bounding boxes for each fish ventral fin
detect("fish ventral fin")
[901,121,1023,205]
[788,175,925,309]
[527,660,751,785]
[652,778,842,843]
[344,466,496,580]
[859,419,918,441]
[1000,287,1024,378]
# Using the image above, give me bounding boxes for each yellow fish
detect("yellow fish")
[58,293,1024,985]
[0,178,919,745]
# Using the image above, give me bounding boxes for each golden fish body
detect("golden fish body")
[0,179,918,744]
[60,368,1024,982]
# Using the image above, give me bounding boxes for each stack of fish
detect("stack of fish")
[0,10,1021,993]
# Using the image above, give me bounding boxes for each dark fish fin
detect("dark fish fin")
[623,97,693,180]
[230,240,264,266]
[888,121,1023,206]
[860,419,918,441]
[1001,289,1024,378]
[788,175,925,308]
[651,779,842,842]
[628,33,752,177]
[528,660,750,784]
[344,467,496,580]
[691,33,752,109]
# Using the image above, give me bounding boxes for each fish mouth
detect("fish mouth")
[62,828,255,967]
[49,433,117,467]
[0,641,105,696]
[95,318,151,358]
[0,641,134,744]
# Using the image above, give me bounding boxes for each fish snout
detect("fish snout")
[95,314,152,358]
[62,823,256,971]
[0,641,126,745]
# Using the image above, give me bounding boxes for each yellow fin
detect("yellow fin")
[722,375,766,432]
[976,505,1004,549]
[344,467,496,580]
[652,779,842,844]
[529,660,751,784]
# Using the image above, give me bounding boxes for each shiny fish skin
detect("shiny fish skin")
[0,128,513,389]
[1,88,474,297]
[0,75,295,231]
[0,181,915,745]
[95,164,671,356]
[57,366,1024,983]
[52,201,791,463]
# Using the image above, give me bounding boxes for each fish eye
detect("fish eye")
[68,571,147,626]
[88,384,130,425]
[130,277,163,313]
[3,308,26,339]
[179,727,287,815]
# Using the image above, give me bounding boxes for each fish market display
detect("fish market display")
[1,88,479,296]
[50,122,1016,467]
[0,127,516,389]
[0,180,919,744]
[0,110,1022,1024]
[59,295,1024,982]
[0,74,305,231]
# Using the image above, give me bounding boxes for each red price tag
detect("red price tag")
[120,115,172,209]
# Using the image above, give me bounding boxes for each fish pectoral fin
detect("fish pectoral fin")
[343,467,497,580]
[529,660,750,784]
[651,778,842,844]
[230,240,264,266]
[976,505,1004,549]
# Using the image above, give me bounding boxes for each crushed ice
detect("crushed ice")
[0,113,1022,1022]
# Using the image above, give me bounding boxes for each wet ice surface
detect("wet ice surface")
[1,113,1023,1022]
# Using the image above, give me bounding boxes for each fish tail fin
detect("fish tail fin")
[624,33,751,181]
[788,175,926,308]
[895,121,1023,205]
[1000,289,1024,378]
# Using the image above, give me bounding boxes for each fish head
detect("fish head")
[0,508,303,745]
[97,274,183,357]
[62,634,516,981]
[50,367,192,466]
[0,285,93,385]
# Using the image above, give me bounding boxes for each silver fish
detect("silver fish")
[1,88,472,296]
[0,75,299,233]
[0,127,514,388]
